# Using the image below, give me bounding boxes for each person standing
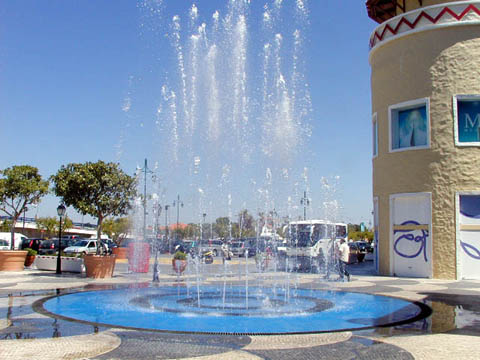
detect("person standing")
[338,239,350,281]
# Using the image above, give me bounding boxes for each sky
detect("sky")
[0,0,378,229]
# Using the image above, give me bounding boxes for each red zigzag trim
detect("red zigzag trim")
[370,4,480,48]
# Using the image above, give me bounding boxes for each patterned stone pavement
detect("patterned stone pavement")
[0,257,479,359]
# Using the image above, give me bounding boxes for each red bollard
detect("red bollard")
[128,242,150,273]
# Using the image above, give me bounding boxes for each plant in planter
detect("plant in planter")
[172,251,187,274]
[0,165,49,271]
[24,248,37,267]
[52,161,137,279]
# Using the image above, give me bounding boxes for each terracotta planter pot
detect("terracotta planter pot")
[172,259,187,274]
[84,254,116,279]
[112,247,128,260]
[24,254,36,267]
[0,251,28,271]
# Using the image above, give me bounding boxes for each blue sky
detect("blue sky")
[0,1,377,228]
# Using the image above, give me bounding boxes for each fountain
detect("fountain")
[41,285,429,335]
[40,0,431,335]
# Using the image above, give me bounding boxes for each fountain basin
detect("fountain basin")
[40,285,430,335]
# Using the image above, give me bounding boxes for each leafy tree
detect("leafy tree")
[0,219,12,232]
[102,217,132,246]
[237,209,255,238]
[348,230,374,241]
[214,217,231,239]
[0,165,49,249]
[36,216,73,239]
[51,161,137,254]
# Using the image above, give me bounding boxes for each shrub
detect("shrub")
[25,248,37,256]
[173,251,187,260]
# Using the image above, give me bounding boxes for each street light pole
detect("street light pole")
[300,190,310,221]
[202,213,206,241]
[152,202,162,282]
[56,204,66,275]
[143,159,154,241]
[164,205,170,252]
[172,195,183,244]
[136,158,153,242]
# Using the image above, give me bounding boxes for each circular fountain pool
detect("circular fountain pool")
[41,285,429,335]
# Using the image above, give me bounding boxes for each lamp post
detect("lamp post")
[164,205,170,252]
[300,190,310,220]
[202,213,206,241]
[172,195,183,244]
[152,202,162,282]
[136,159,154,242]
[56,204,66,275]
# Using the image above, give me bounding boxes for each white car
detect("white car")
[63,239,98,255]
[0,239,9,250]
[0,232,28,250]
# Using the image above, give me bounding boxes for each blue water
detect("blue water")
[43,286,423,334]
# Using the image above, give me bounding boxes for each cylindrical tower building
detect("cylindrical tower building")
[367,0,480,279]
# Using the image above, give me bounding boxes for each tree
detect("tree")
[36,216,73,239]
[51,161,137,254]
[237,209,256,238]
[0,165,49,249]
[214,217,231,239]
[102,217,131,246]
[0,219,12,232]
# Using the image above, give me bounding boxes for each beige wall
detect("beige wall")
[400,0,453,14]
[370,25,480,279]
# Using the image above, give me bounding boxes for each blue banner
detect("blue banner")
[457,100,480,143]
[392,105,427,150]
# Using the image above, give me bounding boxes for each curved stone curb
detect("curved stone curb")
[0,331,121,359]
[4,282,89,291]
[377,333,480,360]
[243,332,352,350]
[375,291,426,302]
[182,350,263,359]
[0,319,10,330]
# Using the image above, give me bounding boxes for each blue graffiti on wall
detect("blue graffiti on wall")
[459,195,480,260]
[393,220,428,262]
[460,241,480,260]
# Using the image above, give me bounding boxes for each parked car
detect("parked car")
[100,239,117,252]
[38,239,75,255]
[230,238,257,257]
[61,235,84,241]
[63,239,98,255]
[20,238,44,252]
[0,232,28,250]
[355,240,374,261]
[0,239,9,250]
[199,239,224,257]
[182,240,198,256]
[355,241,373,253]
[348,242,366,263]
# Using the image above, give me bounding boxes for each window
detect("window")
[373,112,378,157]
[453,95,480,146]
[389,98,430,152]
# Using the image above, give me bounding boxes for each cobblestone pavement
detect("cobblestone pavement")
[0,256,479,359]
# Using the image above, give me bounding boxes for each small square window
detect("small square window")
[453,95,480,146]
[389,98,430,152]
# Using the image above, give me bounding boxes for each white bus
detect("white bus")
[277,220,348,272]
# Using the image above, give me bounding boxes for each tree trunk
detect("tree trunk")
[10,215,19,250]
[96,214,103,254]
